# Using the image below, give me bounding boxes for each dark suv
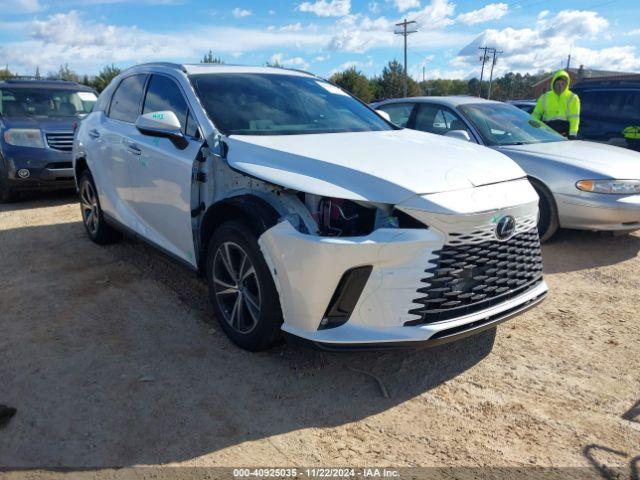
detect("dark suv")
[0,79,97,201]
[573,79,640,150]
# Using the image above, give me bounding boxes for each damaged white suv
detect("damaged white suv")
[73,63,547,351]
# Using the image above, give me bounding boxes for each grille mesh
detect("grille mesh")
[46,132,74,152]
[406,228,543,326]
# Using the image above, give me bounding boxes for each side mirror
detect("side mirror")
[445,130,471,142]
[376,110,392,122]
[135,111,188,149]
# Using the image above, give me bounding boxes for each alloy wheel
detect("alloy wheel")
[212,241,262,334]
[80,180,99,236]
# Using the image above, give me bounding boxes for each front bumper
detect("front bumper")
[258,215,547,347]
[1,145,75,192]
[555,191,640,231]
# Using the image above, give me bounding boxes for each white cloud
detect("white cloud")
[299,0,350,17]
[269,53,310,70]
[368,1,380,14]
[394,0,420,13]
[407,0,456,29]
[454,9,638,76]
[329,58,374,75]
[456,3,508,26]
[0,11,327,74]
[0,0,43,13]
[232,7,252,18]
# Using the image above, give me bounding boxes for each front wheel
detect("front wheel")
[78,171,121,245]
[530,178,559,242]
[206,221,283,351]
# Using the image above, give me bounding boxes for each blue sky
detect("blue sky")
[0,0,638,79]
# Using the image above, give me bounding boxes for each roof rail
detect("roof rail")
[132,62,187,72]
[4,76,79,83]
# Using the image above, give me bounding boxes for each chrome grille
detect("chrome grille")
[45,132,74,152]
[406,228,544,325]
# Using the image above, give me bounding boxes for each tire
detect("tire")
[530,178,559,242]
[206,221,283,351]
[78,171,121,245]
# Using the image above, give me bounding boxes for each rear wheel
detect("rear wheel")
[78,171,121,244]
[206,221,283,351]
[530,178,559,242]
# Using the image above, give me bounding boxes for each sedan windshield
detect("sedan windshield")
[0,88,97,118]
[191,73,394,136]
[460,103,565,146]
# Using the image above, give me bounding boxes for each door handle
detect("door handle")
[88,129,100,139]
[127,143,142,155]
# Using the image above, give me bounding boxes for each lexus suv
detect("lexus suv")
[0,79,97,201]
[73,63,547,351]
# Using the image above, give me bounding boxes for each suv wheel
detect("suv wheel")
[530,178,559,242]
[206,221,283,351]
[78,171,120,244]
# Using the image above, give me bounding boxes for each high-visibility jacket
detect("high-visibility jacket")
[532,70,581,136]
[623,126,640,140]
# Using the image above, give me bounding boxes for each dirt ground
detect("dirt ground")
[0,192,638,478]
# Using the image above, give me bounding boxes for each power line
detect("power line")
[394,18,417,97]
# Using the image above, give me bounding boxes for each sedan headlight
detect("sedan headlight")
[3,129,45,148]
[576,179,640,195]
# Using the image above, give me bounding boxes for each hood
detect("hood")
[498,140,640,178]
[0,116,77,131]
[551,70,570,93]
[225,128,525,204]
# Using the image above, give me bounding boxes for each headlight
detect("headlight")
[3,129,45,148]
[576,179,640,195]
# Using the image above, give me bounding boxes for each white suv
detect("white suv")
[73,63,547,351]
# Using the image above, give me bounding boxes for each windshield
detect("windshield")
[460,103,565,146]
[191,73,394,136]
[0,88,97,118]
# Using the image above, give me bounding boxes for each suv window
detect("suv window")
[413,104,470,136]
[143,74,190,133]
[580,89,640,121]
[377,103,414,127]
[109,74,146,123]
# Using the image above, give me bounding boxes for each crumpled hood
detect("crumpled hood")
[1,116,77,131]
[498,140,640,178]
[226,129,525,204]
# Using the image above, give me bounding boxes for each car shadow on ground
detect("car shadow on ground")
[541,229,640,274]
[0,190,77,213]
[0,220,497,468]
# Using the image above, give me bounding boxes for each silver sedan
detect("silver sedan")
[373,96,640,241]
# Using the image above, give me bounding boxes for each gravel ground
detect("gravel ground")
[0,192,638,478]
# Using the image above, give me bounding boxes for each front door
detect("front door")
[129,73,203,266]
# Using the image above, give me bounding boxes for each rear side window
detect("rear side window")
[108,74,147,123]
[377,103,414,127]
[413,104,471,136]
[143,75,189,132]
[580,89,640,122]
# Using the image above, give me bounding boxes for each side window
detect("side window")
[108,75,147,123]
[377,103,414,127]
[143,74,189,132]
[413,104,470,136]
[185,110,200,138]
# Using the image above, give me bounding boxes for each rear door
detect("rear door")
[129,73,204,266]
[92,73,147,228]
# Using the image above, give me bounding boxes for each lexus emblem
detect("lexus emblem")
[495,215,516,240]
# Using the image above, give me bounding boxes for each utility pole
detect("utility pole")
[487,49,502,100]
[478,46,490,98]
[395,18,417,98]
[566,54,571,69]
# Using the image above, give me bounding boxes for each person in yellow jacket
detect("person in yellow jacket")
[532,70,581,138]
